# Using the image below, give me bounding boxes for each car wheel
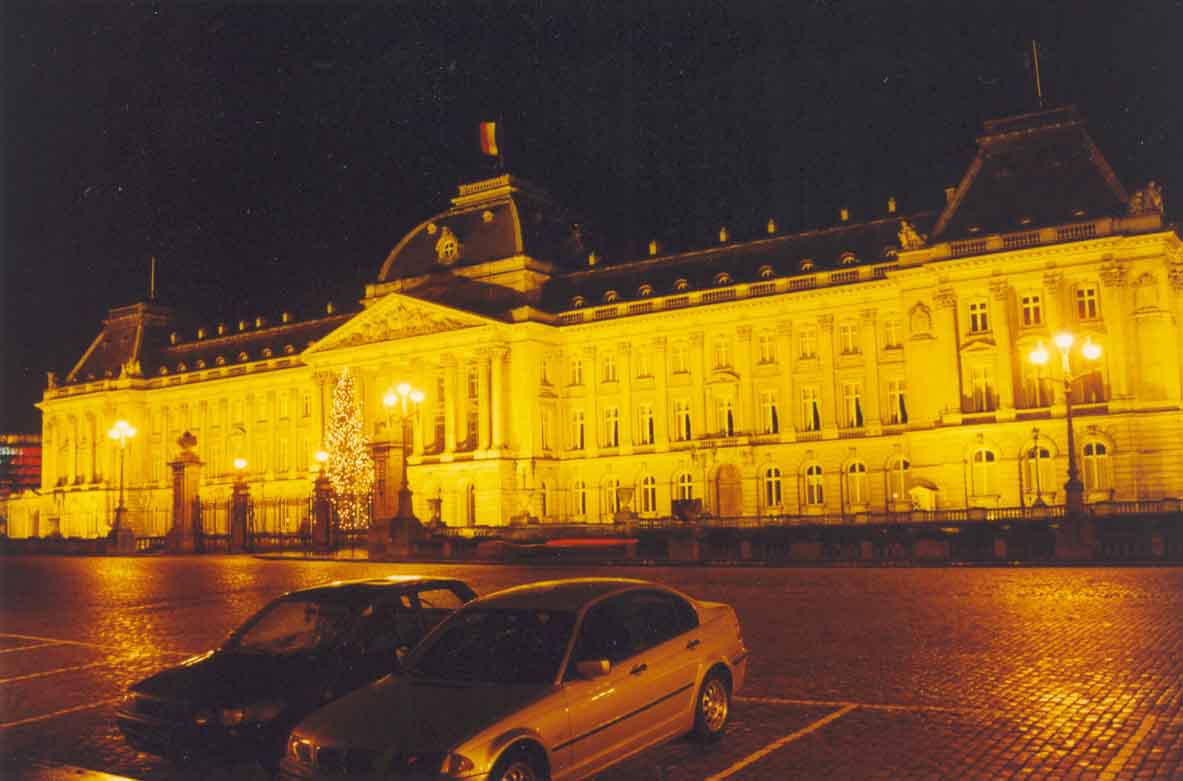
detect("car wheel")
[692,671,731,742]
[490,745,547,781]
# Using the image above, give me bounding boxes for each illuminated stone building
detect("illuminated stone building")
[6,107,1181,538]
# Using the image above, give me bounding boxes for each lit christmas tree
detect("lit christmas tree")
[324,367,375,530]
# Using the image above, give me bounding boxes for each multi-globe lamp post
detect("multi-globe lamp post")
[107,419,136,535]
[1028,332,1102,518]
[383,383,425,523]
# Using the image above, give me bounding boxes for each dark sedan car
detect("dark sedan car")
[116,575,475,767]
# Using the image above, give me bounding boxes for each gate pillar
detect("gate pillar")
[167,432,202,554]
[230,477,250,553]
[312,469,334,552]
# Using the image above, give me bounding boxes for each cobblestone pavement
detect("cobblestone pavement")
[0,557,1181,780]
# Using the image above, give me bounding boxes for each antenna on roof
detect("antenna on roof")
[1031,40,1045,110]
[149,256,157,301]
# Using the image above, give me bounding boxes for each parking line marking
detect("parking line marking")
[736,695,985,715]
[0,660,114,684]
[1098,714,1157,781]
[705,704,858,780]
[0,642,66,655]
[0,697,124,729]
[0,632,194,657]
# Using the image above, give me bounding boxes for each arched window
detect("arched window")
[839,252,857,265]
[717,398,735,436]
[638,283,653,297]
[758,264,775,279]
[805,464,824,506]
[714,272,733,286]
[603,290,619,304]
[847,462,868,506]
[764,466,783,507]
[573,481,588,516]
[1025,446,1053,499]
[971,449,998,496]
[1083,441,1110,492]
[640,475,657,514]
[675,472,694,501]
[888,458,910,502]
[674,278,690,292]
[800,259,815,271]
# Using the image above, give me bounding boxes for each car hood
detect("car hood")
[132,649,328,707]
[294,674,552,752]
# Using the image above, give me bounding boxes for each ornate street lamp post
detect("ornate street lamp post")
[1028,332,1102,518]
[383,383,425,523]
[107,419,137,552]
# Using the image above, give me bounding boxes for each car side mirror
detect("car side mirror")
[394,644,411,669]
[575,659,611,679]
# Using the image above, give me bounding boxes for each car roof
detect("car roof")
[471,578,668,611]
[284,575,467,600]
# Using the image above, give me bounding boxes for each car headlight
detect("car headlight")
[439,752,475,777]
[288,735,315,764]
[219,699,284,726]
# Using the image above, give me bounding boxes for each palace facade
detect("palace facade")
[5,107,1182,538]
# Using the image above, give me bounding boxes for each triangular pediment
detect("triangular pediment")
[307,293,495,354]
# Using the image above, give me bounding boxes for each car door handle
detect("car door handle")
[686,639,701,650]
[630,663,648,675]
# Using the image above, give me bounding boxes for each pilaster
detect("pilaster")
[817,316,838,434]
[859,309,883,433]
[990,280,1016,419]
[933,288,963,420]
[737,326,755,433]
[653,337,670,447]
[442,355,457,457]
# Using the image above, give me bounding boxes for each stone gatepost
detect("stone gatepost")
[167,432,202,554]
[312,470,333,552]
[367,439,395,559]
[229,477,250,553]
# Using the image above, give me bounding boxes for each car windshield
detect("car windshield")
[231,597,359,655]
[407,608,576,685]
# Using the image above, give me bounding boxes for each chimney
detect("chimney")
[169,332,178,345]
[719,226,729,243]
[217,323,226,336]
[839,208,849,222]
[588,252,599,267]
[648,240,659,256]
[767,218,777,235]
[238,320,247,332]
[281,311,291,324]
[887,196,897,215]
[326,302,335,315]
[945,186,956,205]
[255,316,266,329]
[197,327,206,340]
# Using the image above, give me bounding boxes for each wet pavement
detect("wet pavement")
[1,556,1181,779]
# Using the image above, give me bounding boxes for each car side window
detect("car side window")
[415,587,468,632]
[356,594,416,653]
[571,597,633,667]
[624,591,695,653]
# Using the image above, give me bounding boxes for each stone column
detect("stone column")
[778,321,795,440]
[860,309,882,433]
[1099,260,1131,402]
[817,316,838,432]
[653,337,670,446]
[491,346,508,449]
[619,342,634,450]
[166,436,202,554]
[990,280,1016,418]
[933,288,963,418]
[583,345,599,457]
[442,355,457,456]
[737,326,755,433]
[478,351,492,451]
[690,332,706,436]
[1041,272,1066,408]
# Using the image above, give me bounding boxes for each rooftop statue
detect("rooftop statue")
[1128,181,1164,215]
[898,219,927,250]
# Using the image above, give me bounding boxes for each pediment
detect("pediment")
[308,294,494,354]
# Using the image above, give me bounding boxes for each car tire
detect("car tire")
[490,745,548,781]
[692,670,731,742]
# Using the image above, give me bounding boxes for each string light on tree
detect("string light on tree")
[323,368,375,530]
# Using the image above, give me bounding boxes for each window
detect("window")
[570,410,585,451]
[969,366,995,412]
[674,400,692,441]
[634,350,652,378]
[1076,285,1099,320]
[805,464,824,506]
[278,393,290,420]
[971,449,998,496]
[838,323,859,354]
[301,393,312,417]
[713,336,731,369]
[801,387,821,432]
[717,398,735,436]
[277,436,290,473]
[1083,441,1110,492]
[800,259,815,271]
[603,406,620,448]
[670,342,689,373]
[758,332,776,363]
[675,472,694,501]
[888,458,910,502]
[640,476,657,514]
[884,318,902,349]
[573,481,589,516]
[467,366,479,399]
[539,482,549,517]
[570,358,584,386]
[764,466,783,507]
[603,479,620,517]
[968,300,990,333]
[842,382,864,428]
[638,403,655,445]
[847,462,868,506]
[540,357,551,386]
[602,354,618,383]
[1025,446,1053,499]
[887,380,908,424]
[1022,362,1052,407]
[540,409,552,451]
[603,290,619,304]
[1021,294,1043,326]
[799,326,818,358]
[760,391,779,434]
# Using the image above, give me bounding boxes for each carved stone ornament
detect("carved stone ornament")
[435,226,461,265]
[897,220,927,250]
[1168,262,1183,292]
[1128,181,1165,215]
[1099,259,1128,288]
[324,301,479,350]
[177,430,198,452]
[121,359,143,378]
[818,314,834,331]
[933,288,957,309]
[990,279,1009,301]
[860,308,877,323]
[1042,271,1062,290]
[909,302,933,335]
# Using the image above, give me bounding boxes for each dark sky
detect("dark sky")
[3,0,1181,433]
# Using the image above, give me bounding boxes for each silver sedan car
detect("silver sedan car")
[280,577,749,780]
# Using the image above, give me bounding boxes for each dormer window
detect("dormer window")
[800,259,815,272]
[758,265,775,279]
[714,272,733,286]
[284,345,295,355]
[238,352,249,362]
[674,278,690,292]
[261,347,273,358]
[158,367,169,376]
[839,252,857,265]
[638,283,653,297]
[195,359,207,369]
[177,362,188,372]
[603,290,619,304]
[215,356,227,366]
[571,295,586,309]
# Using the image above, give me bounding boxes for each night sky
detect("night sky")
[3,1,1181,433]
